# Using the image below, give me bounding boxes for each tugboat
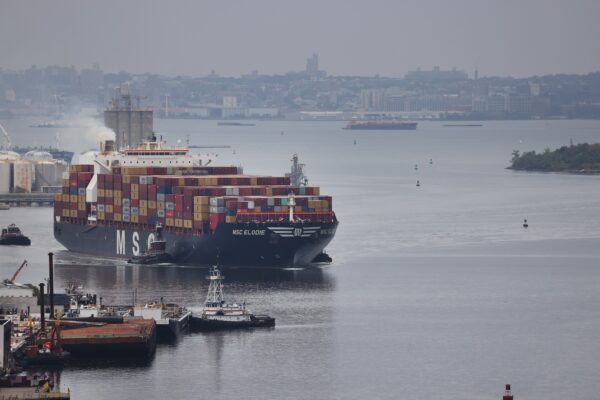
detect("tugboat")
[190,266,275,331]
[128,224,171,264]
[0,224,31,246]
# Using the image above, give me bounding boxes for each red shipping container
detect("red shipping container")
[209,213,225,230]
[131,199,139,207]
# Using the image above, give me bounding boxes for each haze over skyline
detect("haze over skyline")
[1,0,600,78]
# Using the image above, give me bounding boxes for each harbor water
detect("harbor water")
[1,119,600,399]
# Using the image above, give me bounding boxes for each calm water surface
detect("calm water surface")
[1,119,600,399]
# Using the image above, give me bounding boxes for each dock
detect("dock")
[0,387,70,399]
[0,193,55,207]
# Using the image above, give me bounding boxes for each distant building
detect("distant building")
[405,66,468,82]
[487,94,508,115]
[306,53,319,77]
[104,84,153,150]
[360,89,385,111]
[222,96,238,108]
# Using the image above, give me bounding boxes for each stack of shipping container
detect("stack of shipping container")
[54,165,334,234]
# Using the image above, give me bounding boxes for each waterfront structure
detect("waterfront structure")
[104,84,153,150]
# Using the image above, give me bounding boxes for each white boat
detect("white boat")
[191,266,275,330]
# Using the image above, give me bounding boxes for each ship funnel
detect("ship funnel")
[102,140,115,152]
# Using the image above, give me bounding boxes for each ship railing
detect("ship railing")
[235,211,335,224]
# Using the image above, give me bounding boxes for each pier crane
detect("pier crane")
[0,122,11,150]
[4,260,27,285]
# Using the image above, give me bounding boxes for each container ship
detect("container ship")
[53,138,338,267]
[343,120,418,130]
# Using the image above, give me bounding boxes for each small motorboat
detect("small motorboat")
[0,224,31,246]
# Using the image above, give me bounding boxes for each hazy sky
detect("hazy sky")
[1,0,599,78]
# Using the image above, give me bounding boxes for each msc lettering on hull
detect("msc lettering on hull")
[232,229,266,236]
[116,230,154,256]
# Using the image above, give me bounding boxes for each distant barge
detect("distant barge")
[343,120,417,130]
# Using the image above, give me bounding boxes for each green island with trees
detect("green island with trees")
[509,142,600,173]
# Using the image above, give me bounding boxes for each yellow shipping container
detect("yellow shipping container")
[106,204,113,213]
[131,215,139,223]
[131,184,138,192]
[140,200,147,208]
[132,192,139,200]
[140,207,147,216]
[314,187,320,196]
[157,201,165,209]
[194,204,209,213]
[97,211,105,220]
[148,200,156,209]
[114,213,121,222]
[183,220,193,229]
[193,212,209,221]
[62,209,69,217]
[106,189,113,198]
[175,218,183,228]
[123,175,131,184]
[54,193,61,202]
[70,210,77,218]
[69,195,76,202]
[114,190,121,199]
[114,197,122,206]
[166,218,174,226]
[194,196,209,205]
[98,189,105,197]
[265,187,273,196]
[225,216,236,223]
[250,177,258,185]
[78,203,86,211]
[178,178,185,186]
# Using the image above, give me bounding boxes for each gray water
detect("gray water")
[1,119,600,399]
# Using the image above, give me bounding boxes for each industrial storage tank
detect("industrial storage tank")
[0,151,20,162]
[12,161,33,192]
[33,161,59,191]
[0,162,10,193]
[23,150,53,162]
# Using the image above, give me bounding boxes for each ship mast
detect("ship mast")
[205,267,225,304]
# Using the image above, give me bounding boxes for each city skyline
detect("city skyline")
[1,0,600,78]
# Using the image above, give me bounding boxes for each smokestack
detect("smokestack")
[48,252,54,319]
[39,283,45,331]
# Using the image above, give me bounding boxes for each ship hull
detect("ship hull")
[54,220,338,267]
[344,122,417,130]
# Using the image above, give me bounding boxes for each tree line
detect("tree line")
[509,142,600,172]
